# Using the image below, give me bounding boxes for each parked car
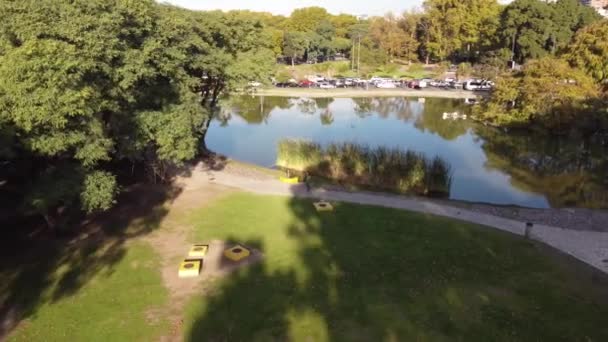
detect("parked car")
[464,80,481,91]
[377,81,396,89]
[307,75,326,83]
[406,80,425,89]
[465,79,494,91]
[318,82,336,89]
[275,82,298,88]
[299,80,315,88]
[407,80,419,89]
[354,79,368,87]
[430,80,450,88]
[450,80,464,89]
[248,81,262,88]
[370,76,392,86]
[478,80,494,91]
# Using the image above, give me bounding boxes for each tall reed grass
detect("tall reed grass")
[276,139,453,196]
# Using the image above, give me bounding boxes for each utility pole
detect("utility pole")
[351,41,355,71]
[357,34,361,76]
[510,31,516,69]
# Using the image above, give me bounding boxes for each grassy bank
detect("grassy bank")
[276,140,452,196]
[184,193,608,341]
[276,61,437,80]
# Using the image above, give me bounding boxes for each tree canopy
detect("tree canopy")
[0,0,273,230]
[566,20,608,86]
[498,0,601,63]
[475,57,600,131]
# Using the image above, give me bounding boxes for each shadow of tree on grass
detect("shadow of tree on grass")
[185,194,608,341]
[0,183,182,339]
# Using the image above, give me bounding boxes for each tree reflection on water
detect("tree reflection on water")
[215,96,608,208]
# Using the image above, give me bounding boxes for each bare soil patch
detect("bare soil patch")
[141,181,235,341]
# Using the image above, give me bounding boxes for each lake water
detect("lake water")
[206,96,608,209]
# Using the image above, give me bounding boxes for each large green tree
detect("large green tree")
[283,31,309,66]
[0,0,207,229]
[551,0,600,52]
[476,57,599,131]
[370,14,418,63]
[287,7,330,32]
[499,0,601,63]
[566,20,608,86]
[0,0,274,230]
[421,0,501,62]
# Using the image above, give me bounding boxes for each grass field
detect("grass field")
[4,243,169,342]
[183,193,608,341]
[2,191,608,341]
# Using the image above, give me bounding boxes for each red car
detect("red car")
[299,80,315,88]
[407,80,421,89]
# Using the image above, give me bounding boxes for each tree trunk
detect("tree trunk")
[210,83,223,108]
[351,42,355,71]
[42,208,59,235]
[199,116,213,153]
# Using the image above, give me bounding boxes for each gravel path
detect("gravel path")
[176,161,608,275]
[448,203,608,233]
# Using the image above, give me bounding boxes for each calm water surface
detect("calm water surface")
[207,96,608,209]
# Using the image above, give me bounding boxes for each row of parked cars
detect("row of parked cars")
[274,76,366,89]
[271,75,495,91]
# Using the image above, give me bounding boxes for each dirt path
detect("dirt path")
[141,182,233,342]
[176,161,608,275]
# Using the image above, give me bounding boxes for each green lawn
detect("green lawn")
[2,192,607,341]
[4,242,169,342]
[184,193,608,341]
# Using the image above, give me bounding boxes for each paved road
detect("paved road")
[178,163,608,275]
[252,87,481,99]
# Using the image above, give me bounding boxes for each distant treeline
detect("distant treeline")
[244,0,602,67]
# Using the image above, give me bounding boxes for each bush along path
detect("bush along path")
[177,161,608,275]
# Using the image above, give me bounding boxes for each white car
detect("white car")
[319,82,336,89]
[465,79,494,91]
[376,81,396,89]
[369,76,383,83]
[307,75,326,83]
[248,81,262,88]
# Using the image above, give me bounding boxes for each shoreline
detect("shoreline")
[196,155,608,233]
[180,157,608,274]
[243,87,484,99]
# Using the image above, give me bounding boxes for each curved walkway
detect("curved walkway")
[178,163,608,275]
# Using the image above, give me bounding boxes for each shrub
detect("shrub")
[275,69,293,83]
